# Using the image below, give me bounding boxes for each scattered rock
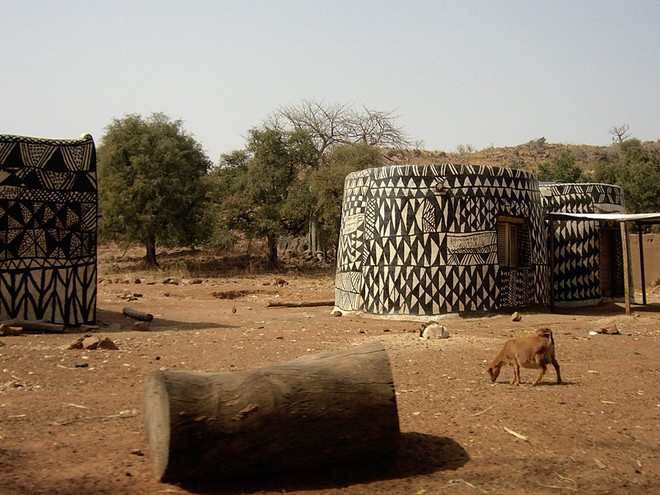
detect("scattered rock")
[231,306,237,314]
[68,337,85,349]
[79,324,99,333]
[273,278,289,287]
[600,323,620,334]
[419,322,450,340]
[97,337,119,350]
[511,312,522,322]
[71,335,118,350]
[163,277,180,285]
[332,310,342,317]
[591,323,621,335]
[118,292,142,302]
[82,336,102,350]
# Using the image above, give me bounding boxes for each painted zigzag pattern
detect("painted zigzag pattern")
[0,134,97,325]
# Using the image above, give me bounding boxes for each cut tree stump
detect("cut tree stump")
[142,341,400,483]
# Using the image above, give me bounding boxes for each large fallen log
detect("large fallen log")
[0,319,65,333]
[143,341,400,483]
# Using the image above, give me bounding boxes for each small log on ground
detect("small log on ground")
[143,341,400,483]
[0,324,22,336]
[122,307,154,322]
[0,319,65,333]
[267,299,335,308]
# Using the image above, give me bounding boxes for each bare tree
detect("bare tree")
[265,99,413,255]
[266,99,412,162]
[609,124,631,144]
[456,144,475,163]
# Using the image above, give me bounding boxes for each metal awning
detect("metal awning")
[546,211,660,314]
[548,212,660,224]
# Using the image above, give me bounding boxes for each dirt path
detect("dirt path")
[0,248,658,494]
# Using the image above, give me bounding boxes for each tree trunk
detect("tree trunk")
[142,341,400,483]
[266,233,278,270]
[309,216,317,254]
[145,233,158,267]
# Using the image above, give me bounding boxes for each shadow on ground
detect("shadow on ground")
[84,308,240,333]
[180,433,469,495]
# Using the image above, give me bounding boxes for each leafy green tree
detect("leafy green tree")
[203,150,250,250]
[98,113,212,266]
[212,127,317,269]
[310,143,382,248]
[595,139,660,213]
[536,150,586,183]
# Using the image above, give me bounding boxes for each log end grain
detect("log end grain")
[142,371,172,481]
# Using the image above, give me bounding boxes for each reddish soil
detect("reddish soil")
[0,245,658,495]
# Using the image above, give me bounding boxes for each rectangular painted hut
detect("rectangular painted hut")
[540,182,627,306]
[0,134,97,325]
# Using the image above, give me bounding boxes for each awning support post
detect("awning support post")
[620,221,631,315]
[637,222,647,305]
[549,216,556,313]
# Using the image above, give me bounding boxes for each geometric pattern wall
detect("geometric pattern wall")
[335,164,548,316]
[540,183,625,305]
[0,134,97,325]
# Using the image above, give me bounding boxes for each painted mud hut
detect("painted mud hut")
[0,134,97,325]
[540,182,627,307]
[334,164,549,316]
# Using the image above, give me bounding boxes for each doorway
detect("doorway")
[599,225,624,298]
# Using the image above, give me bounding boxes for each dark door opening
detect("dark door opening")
[599,226,624,298]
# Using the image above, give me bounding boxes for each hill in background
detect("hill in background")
[385,138,660,180]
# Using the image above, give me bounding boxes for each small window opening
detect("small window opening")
[497,216,530,268]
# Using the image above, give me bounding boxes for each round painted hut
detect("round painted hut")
[540,182,626,306]
[334,163,548,316]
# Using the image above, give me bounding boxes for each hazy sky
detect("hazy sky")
[2,0,659,162]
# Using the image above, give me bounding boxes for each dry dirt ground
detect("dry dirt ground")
[1,246,658,495]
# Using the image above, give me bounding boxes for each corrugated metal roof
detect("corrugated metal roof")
[547,212,660,223]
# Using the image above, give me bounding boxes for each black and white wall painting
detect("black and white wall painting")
[0,134,97,325]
